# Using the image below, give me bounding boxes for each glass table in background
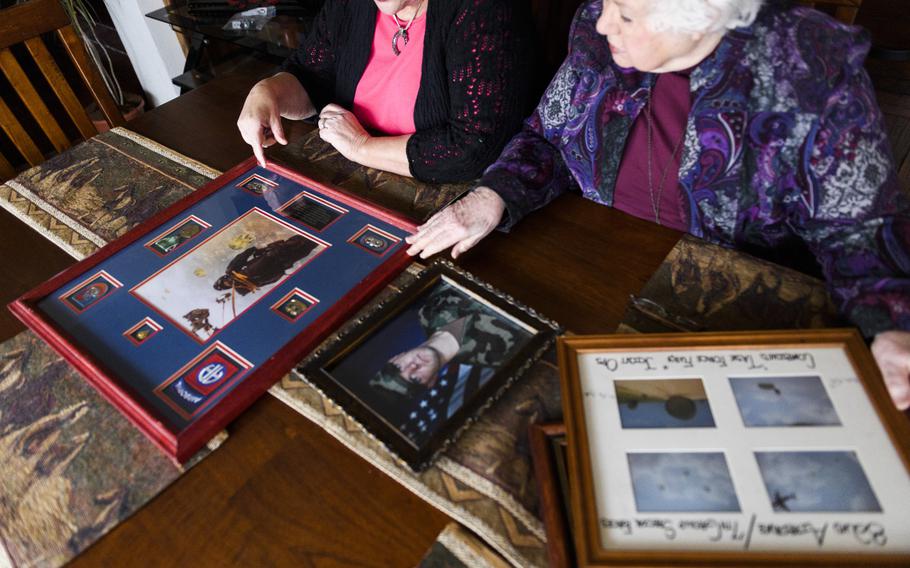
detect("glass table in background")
[145,1,320,92]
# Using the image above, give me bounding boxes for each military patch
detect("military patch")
[124,317,163,345]
[236,173,278,196]
[59,270,122,313]
[155,342,252,419]
[271,288,319,322]
[348,224,401,257]
[144,215,210,256]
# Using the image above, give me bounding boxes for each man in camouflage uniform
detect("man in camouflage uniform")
[369,282,527,444]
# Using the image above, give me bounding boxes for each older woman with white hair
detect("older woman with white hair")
[405,0,910,410]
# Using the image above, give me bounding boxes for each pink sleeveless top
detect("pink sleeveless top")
[352,10,426,135]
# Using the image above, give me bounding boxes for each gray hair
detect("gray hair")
[646,0,765,34]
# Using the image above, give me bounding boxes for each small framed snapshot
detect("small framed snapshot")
[558,330,910,567]
[11,157,416,463]
[300,260,560,471]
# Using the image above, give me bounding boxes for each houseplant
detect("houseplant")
[57,0,145,129]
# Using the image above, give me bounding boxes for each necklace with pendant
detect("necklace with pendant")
[391,0,425,56]
[645,98,685,226]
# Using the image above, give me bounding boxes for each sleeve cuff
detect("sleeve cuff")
[479,169,532,232]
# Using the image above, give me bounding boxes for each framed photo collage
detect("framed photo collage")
[558,330,910,566]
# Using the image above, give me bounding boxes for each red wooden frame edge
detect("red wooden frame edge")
[265,159,420,233]
[8,299,179,460]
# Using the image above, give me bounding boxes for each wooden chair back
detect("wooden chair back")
[798,0,863,24]
[0,0,125,181]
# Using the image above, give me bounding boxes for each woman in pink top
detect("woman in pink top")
[237,0,535,184]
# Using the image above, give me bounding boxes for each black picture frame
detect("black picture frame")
[299,260,560,471]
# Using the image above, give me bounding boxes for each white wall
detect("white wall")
[103,0,186,107]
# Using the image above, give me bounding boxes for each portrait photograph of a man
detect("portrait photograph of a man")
[327,278,535,447]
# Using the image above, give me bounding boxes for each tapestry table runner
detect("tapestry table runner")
[0,331,223,567]
[416,523,511,568]
[0,128,218,260]
[0,129,224,568]
[0,128,556,567]
[620,234,842,334]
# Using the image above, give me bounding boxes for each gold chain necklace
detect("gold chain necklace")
[645,98,685,226]
[391,0,425,56]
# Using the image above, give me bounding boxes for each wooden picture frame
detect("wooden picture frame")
[558,330,910,566]
[300,260,560,471]
[10,157,417,463]
[529,422,575,568]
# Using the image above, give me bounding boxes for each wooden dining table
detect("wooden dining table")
[0,58,681,566]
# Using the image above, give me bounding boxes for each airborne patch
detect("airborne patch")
[155,342,252,419]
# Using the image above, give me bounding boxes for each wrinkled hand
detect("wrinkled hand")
[237,80,288,167]
[318,104,369,162]
[871,331,910,410]
[405,187,505,259]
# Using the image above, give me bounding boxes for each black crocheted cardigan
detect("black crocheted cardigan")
[282,0,535,183]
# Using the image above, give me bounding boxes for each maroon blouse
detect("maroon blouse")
[612,69,691,231]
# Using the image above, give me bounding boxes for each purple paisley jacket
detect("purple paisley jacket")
[480,2,909,338]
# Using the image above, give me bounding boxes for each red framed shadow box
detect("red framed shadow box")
[10,157,417,463]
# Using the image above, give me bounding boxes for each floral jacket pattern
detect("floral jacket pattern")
[480,2,909,337]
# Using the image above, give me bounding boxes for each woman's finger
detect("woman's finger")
[450,231,486,259]
[252,139,266,167]
[882,366,910,410]
[417,232,463,259]
[319,107,344,119]
[406,217,459,256]
[450,239,471,259]
[413,209,449,234]
[404,222,445,255]
[270,116,287,145]
[416,221,470,259]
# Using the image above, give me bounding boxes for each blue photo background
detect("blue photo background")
[755,451,881,512]
[328,288,430,429]
[37,165,409,431]
[617,399,715,428]
[729,376,841,427]
[330,303,427,386]
[628,452,741,513]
